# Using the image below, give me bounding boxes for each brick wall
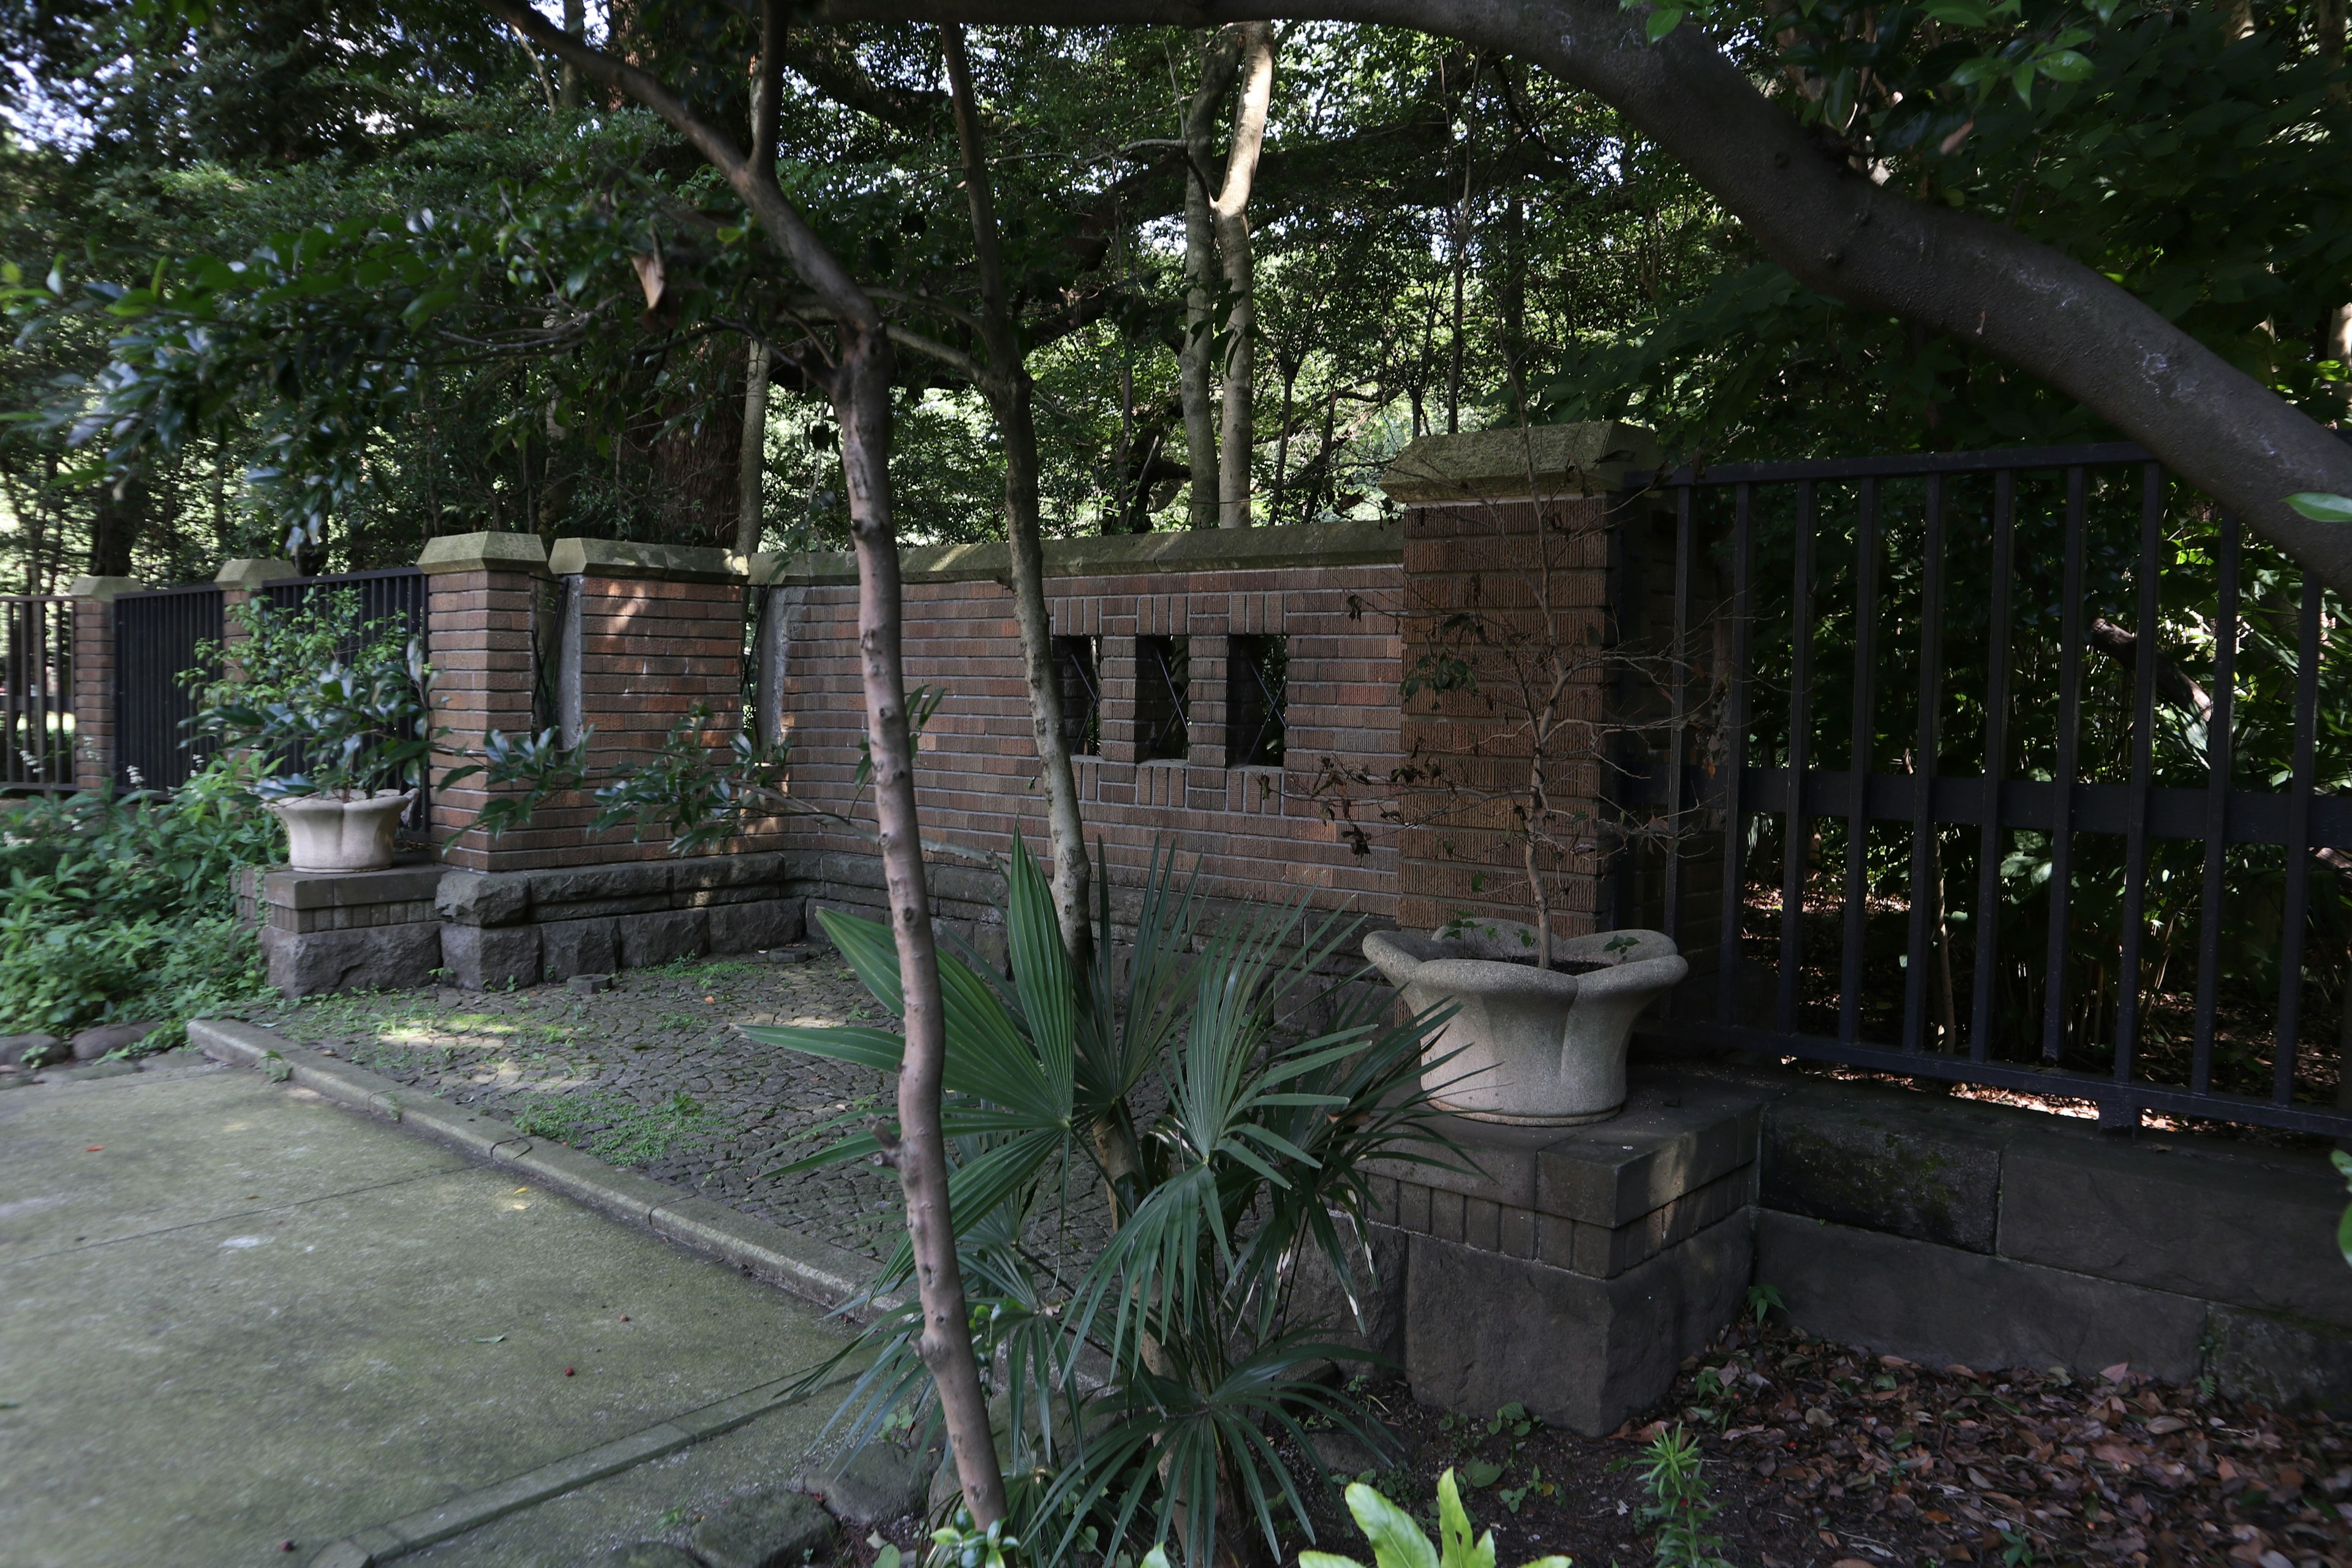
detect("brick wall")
[769,522,1408,922]
[429,547,785,875]
[1392,495,1614,939]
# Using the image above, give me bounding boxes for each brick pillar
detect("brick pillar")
[418,532,550,873]
[1379,422,1657,941]
[64,574,145,793]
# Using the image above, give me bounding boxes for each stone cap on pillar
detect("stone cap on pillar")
[418,532,551,576]
[1377,421,1660,505]
[547,538,745,584]
[216,558,300,590]
[744,551,788,586]
[64,575,146,602]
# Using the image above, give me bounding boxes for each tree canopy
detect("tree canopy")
[4,0,2350,584]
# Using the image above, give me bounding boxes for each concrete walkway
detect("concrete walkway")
[0,1054,857,1568]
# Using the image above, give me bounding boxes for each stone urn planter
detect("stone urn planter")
[1363,920,1687,1126]
[268,790,414,874]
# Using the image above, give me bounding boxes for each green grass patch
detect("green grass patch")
[508,1088,707,1166]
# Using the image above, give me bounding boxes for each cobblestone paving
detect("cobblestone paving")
[251,949,916,1261]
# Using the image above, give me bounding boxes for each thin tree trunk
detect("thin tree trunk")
[942,26,1094,963]
[482,0,1008,1525]
[1212,23,1275,529]
[1180,29,1243,531]
[737,341,771,558]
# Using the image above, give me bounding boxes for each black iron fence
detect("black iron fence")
[1612,442,2352,1139]
[113,582,223,791]
[0,596,74,793]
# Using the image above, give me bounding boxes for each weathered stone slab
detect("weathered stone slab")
[2207,1305,2352,1411]
[688,1487,834,1568]
[442,922,542,990]
[617,908,708,969]
[1404,1210,1752,1436]
[1999,1130,2352,1325]
[1756,1210,2207,1382]
[539,917,620,981]
[1762,1087,2007,1253]
[708,898,805,955]
[262,922,443,997]
[436,869,532,927]
[1283,1218,1409,1370]
[799,1441,932,1524]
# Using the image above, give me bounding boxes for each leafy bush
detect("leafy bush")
[0,754,281,1039]
[764,839,1463,1567]
[189,590,441,800]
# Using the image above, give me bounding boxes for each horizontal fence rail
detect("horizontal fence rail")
[0,597,74,793]
[113,583,224,793]
[1611,443,2352,1139]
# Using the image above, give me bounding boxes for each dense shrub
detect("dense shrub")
[0,753,282,1042]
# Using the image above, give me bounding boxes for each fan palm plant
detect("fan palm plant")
[753,837,1461,1568]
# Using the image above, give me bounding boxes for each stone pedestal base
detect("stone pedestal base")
[256,862,447,998]
[1364,1070,1765,1434]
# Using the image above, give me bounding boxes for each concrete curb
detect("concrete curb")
[189,1019,883,1314]
[186,1017,900,1567]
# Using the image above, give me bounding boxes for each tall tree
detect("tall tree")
[478,0,1011,1524]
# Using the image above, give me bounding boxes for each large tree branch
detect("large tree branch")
[818,0,2352,594]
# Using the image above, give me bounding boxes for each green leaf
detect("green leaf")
[1460,1460,1505,1489]
[1343,1480,1441,1568]
[1923,0,1991,22]
[2037,49,2095,81]
[1644,6,1685,40]
[1438,1471,1497,1568]
[402,287,460,323]
[2286,491,2352,522]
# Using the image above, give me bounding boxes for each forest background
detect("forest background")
[5,0,2351,586]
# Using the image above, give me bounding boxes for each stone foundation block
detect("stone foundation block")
[2207,1305,2352,1410]
[436,869,532,927]
[618,907,708,969]
[1756,1210,2207,1381]
[707,897,805,954]
[262,922,443,998]
[442,922,543,990]
[1761,1087,2006,1253]
[1284,1219,1409,1373]
[1999,1131,2352,1325]
[1406,1212,1752,1436]
[539,916,620,980]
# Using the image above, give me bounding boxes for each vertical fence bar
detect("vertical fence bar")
[2039,467,2089,1063]
[2191,513,2241,1095]
[1838,480,1880,1043]
[2274,571,2321,1105]
[1661,486,1695,982]
[1900,474,1948,1052]
[1777,481,1817,1034]
[1969,471,2016,1063]
[2113,463,2164,1089]
[1715,483,1755,1026]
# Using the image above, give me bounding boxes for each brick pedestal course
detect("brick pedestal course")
[66,574,143,791]
[1363,1071,1763,1436]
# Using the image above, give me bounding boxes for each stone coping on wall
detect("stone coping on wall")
[767,515,1404,588]
[418,531,551,576]
[548,537,744,583]
[1378,420,1660,503]
[215,557,300,590]
[65,574,146,601]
